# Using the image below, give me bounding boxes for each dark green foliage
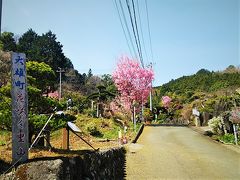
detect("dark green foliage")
[28,113,76,142]
[158,67,240,99]
[27,61,56,93]
[101,74,117,93]
[219,134,237,144]
[63,69,87,92]
[86,122,102,137]
[0,95,11,130]
[0,32,17,51]
[0,85,11,130]
[63,91,87,113]
[196,69,211,75]
[0,51,11,86]
[33,31,73,71]
[87,68,93,79]
[17,29,73,72]
[17,29,39,58]
[143,108,153,120]
[87,85,115,102]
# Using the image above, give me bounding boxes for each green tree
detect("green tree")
[35,31,73,71]
[87,68,93,80]
[87,85,115,117]
[0,85,11,130]
[0,32,17,51]
[17,29,39,59]
[62,68,86,92]
[101,74,116,93]
[18,30,73,72]
[27,61,56,94]
[0,51,11,87]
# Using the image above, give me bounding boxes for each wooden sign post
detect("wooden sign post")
[11,52,28,163]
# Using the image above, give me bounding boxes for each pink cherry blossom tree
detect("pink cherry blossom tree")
[162,96,172,108]
[112,56,154,113]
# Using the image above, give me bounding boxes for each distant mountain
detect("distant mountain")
[156,65,240,96]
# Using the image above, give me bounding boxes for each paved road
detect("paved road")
[126,126,240,180]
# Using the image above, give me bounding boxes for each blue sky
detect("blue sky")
[2,0,239,86]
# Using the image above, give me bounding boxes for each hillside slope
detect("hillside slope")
[157,66,240,97]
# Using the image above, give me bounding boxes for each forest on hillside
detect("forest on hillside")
[0,30,116,96]
[0,30,117,141]
[157,66,240,97]
[152,66,240,144]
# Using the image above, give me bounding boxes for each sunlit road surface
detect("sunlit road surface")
[126,126,240,180]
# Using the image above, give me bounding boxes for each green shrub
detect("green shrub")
[83,108,97,117]
[208,116,222,134]
[219,134,236,144]
[158,113,167,120]
[143,108,153,121]
[68,106,78,115]
[86,122,102,137]
[28,113,74,141]
[0,140,6,146]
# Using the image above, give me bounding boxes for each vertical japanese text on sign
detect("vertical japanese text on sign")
[11,52,28,163]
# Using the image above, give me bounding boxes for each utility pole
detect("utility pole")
[149,62,153,111]
[0,0,2,35]
[57,67,65,101]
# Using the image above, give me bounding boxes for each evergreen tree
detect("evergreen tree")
[0,32,17,51]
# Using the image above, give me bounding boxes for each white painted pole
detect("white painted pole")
[149,63,153,111]
[134,106,136,132]
[59,68,62,100]
[96,103,99,118]
[57,67,65,101]
[233,124,238,145]
[150,89,152,111]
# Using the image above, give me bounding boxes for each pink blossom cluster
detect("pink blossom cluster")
[112,56,154,111]
[162,96,172,108]
[110,96,132,114]
[230,107,240,123]
[47,91,59,99]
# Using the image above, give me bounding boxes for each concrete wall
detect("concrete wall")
[1,147,126,180]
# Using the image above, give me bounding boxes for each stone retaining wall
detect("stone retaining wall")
[1,147,126,180]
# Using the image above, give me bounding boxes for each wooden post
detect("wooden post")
[44,129,51,148]
[62,127,69,150]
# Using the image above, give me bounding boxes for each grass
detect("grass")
[0,130,11,146]
[73,114,141,140]
[218,134,240,144]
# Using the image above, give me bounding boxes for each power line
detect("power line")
[145,0,154,63]
[113,0,134,58]
[131,0,144,68]
[114,0,138,59]
[125,0,144,68]
[119,0,138,59]
[136,0,149,64]
[0,0,2,35]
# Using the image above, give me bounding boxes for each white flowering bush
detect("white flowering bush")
[208,116,222,134]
